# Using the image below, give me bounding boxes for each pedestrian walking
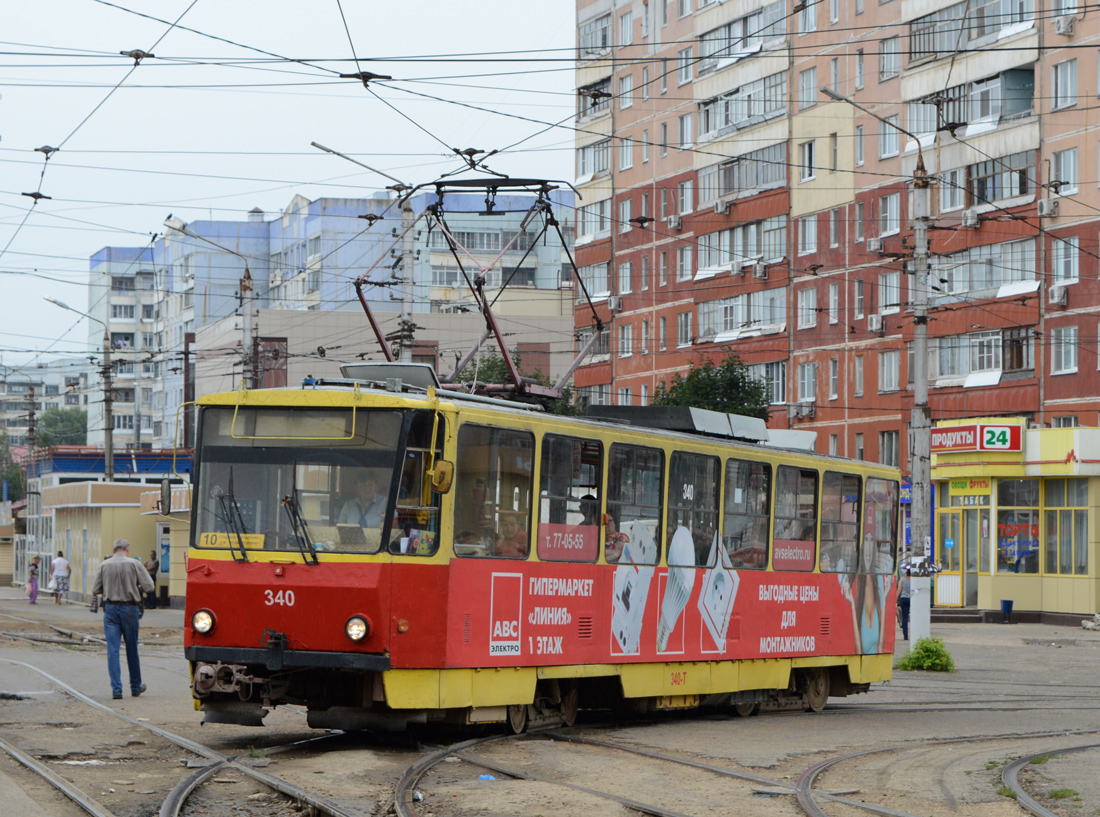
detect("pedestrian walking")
[92,539,155,700]
[143,550,160,609]
[897,568,912,641]
[27,556,41,604]
[51,550,71,605]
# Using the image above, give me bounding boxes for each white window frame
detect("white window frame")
[879,270,901,314]
[678,48,693,85]
[619,260,633,293]
[829,209,839,247]
[798,215,817,255]
[619,323,633,357]
[1052,147,1078,195]
[941,168,964,212]
[854,202,865,242]
[641,129,649,163]
[879,115,900,159]
[855,125,864,166]
[855,49,864,89]
[678,179,693,214]
[1053,235,1079,283]
[798,362,817,402]
[798,0,817,34]
[619,74,634,109]
[879,349,900,392]
[800,140,816,182]
[797,287,818,328]
[828,282,839,323]
[879,192,901,236]
[854,354,864,395]
[620,198,633,233]
[798,67,817,110]
[619,11,633,46]
[619,138,634,171]
[677,311,693,347]
[677,245,693,280]
[1052,60,1077,111]
[879,37,900,81]
[829,358,839,399]
[1051,325,1078,373]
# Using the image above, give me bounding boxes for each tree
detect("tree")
[0,430,25,502]
[454,350,582,416]
[36,407,87,447]
[651,354,770,420]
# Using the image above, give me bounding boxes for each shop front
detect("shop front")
[931,418,1098,619]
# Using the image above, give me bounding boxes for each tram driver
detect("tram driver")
[338,471,387,528]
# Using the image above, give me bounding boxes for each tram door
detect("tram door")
[936,510,963,606]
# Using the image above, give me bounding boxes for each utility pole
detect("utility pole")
[399,195,415,363]
[909,162,933,643]
[240,270,254,387]
[26,381,36,483]
[102,332,114,482]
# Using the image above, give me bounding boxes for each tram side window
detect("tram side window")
[453,424,534,559]
[773,466,818,571]
[667,452,721,567]
[820,472,861,573]
[722,459,770,569]
[864,478,898,574]
[537,436,602,562]
[388,411,446,556]
[607,444,664,565]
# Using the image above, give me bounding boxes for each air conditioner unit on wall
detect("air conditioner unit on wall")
[962,209,980,228]
[867,237,884,253]
[799,402,816,418]
[1038,198,1059,218]
[867,314,884,333]
[608,296,624,313]
[667,215,682,230]
[1055,15,1075,35]
[752,262,768,279]
[714,199,730,215]
[1048,285,1067,306]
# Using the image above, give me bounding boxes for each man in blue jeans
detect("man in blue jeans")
[92,539,155,699]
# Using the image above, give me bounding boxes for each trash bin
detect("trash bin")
[1000,599,1013,623]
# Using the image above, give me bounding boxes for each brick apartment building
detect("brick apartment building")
[573,0,1096,472]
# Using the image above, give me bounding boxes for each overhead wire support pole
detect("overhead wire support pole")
[821,87,933,641]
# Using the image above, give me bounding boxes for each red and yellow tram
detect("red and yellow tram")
[184,367,900,731]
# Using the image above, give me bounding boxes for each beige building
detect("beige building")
[43,483,156,602]
[139,484,191,607]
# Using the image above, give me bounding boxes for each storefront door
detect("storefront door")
[936,510,963,606]
[962,509,987,607]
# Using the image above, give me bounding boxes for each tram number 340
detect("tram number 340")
[264,589,296,606]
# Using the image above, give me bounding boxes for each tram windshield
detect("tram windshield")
[193,407,442,556]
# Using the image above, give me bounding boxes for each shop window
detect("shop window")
[607,444,664,565]
[820,472,861,572]
[996,478,1039,573]
[537,436,602,563]
[773,466,818,571]
[667,452,721,567]
[723,459,770,569]
[453,424,534,559]
[1044,478,1088,576]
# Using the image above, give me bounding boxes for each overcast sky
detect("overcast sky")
[1,0,574,370]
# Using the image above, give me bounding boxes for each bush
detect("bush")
[896,637,956,672]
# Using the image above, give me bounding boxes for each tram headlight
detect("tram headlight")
[192,609,215,634]
[345,616,370,642]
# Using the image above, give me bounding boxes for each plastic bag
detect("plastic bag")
[47,578,57,593]
[24,584,30,597]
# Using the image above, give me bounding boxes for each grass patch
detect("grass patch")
[995,786,1017,799]
[896,637,956,672]
[1049,789,1078,800]
[248,746,266,759]
[985,760,1003,770]
[1031,755,1051,765]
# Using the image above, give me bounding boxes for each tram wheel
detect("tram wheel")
[506,704,528,734]
[560,682,579,727]
[732,701,758,718]
[802,668,829,713]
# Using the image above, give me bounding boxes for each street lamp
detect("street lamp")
[164,216,256,385]
[45,297,114,481]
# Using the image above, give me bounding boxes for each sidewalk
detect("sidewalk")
[0,585,184,635]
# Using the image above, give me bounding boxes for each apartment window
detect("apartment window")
[829,434,839,455]
[830,133,838,172]
[641,255,650,291]
[619,199,632,233]
[678,48,693,85]
[642,3,650,37]
[829,358,839,399]
[941,168,964,211]
[111,304,135,319]
[855,202,865,242]
[618,387,633,406]
[142,304,155,320]
[879,116,900,158]
[678,0,691,18]
[1053,236,1079,283]
[855,125,864,166]
[619,139,634,171]
[578,78,612,118]
[660,122,668,156]
[661,58,668,93]
[578,199,611,238]
[798,67,817,110]
[854,355,864,395]
[659,252,668,286]
[879,193,901,236]
[1052,0,1078,15]
[619,260,633,293]
[578,139,610,177]
[879,350,900,392]
[1052,415,1078,428]
[642,319,650,352]
[1051,325,1078,373]
[829,58,839,92]
[1052,60,1077,111]
[642,67,650,99]
[855,50,864,88]
[797,288,818,328]
[798,0,817,33]
[828,283,839,323]
[678,180,693,213]
[829,209,839,247]
[879,431,899,466]
[677,311,693,347]
[800,141,816,181]
[678,114,693,149]
[750,360,787,404]
[619,324,633,357]
[619,11,633,46]
[641,130,649,163]
[968,330,1002,372]
[1003,326,1034,373]
[579,14,612,55]
[619,74,634,109]
[1052,148,1078,194]
[660,316,667,349]
[798,362,817,401]
[879,37,900,80]
[799,215,817,255]
[677,245,693,280]
[879,271,900,314]
[968,151,1034,204]
[855,433,864,460]
[830,0,839,23]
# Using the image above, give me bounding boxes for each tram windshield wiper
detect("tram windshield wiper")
[281,492,319,565]
[214,467,249,562]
